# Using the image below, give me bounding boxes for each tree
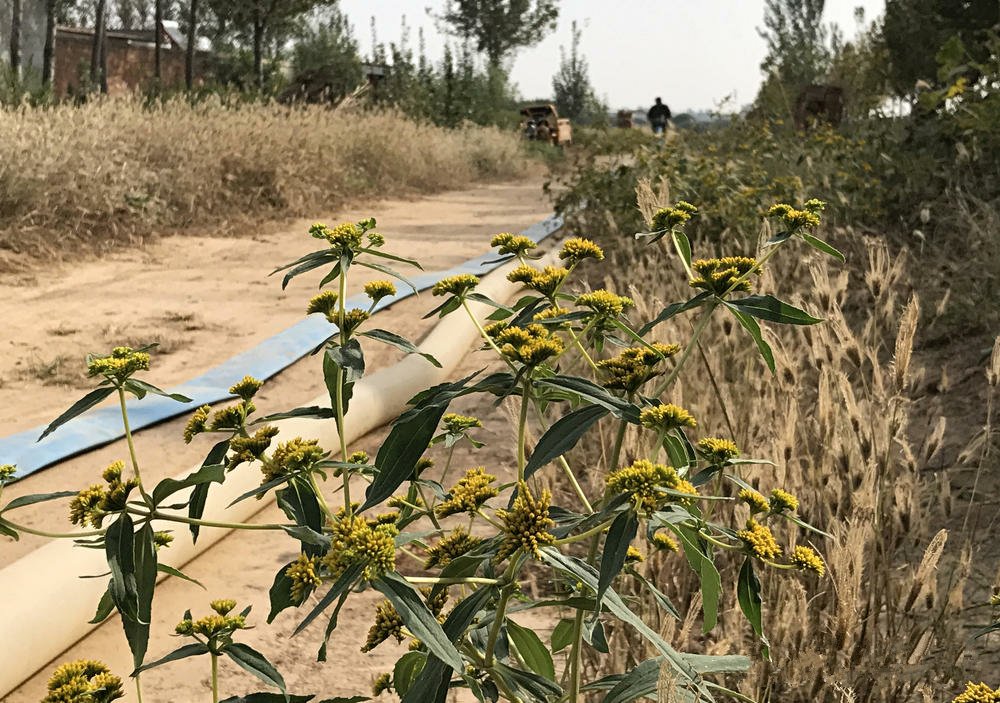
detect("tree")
[185,0,198,89]
[43,0,57,87]
[154,0,162,82]
[9,0,21,82]
[438,0,559,68]
[755,0,831,115]
[90,0,107,93]
[287,7,362,102]
[552,20,604,124]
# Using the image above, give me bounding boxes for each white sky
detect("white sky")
[338,0,885,112]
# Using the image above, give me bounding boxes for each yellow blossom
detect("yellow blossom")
[437,468,499,517]
[738,519,782,560]
[790,545,825,576]
[364,280,397,302]
[639,403,697,431]
[559,237,604,264]
[496,483,556,561]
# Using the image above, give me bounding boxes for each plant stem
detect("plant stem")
[337,267,352,513]
[0,520,105,539]
[653,301,717,397]
[517,378,530,482]
[405,576,501,586]
[558,456,593,513]
[210,653,219,703]
[566,327,600,374]
[118,387,148,500]
[308,471,336,522]
[610,418,628,471]
[552,518,614,545]
[461,299,509,361]
[131,509,287,531]
[484,558,520,666]
[135,676,144,703]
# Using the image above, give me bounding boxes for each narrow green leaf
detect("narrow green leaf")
[132,642,209,675]
[597,511,638,613]
[374,573,464,672]
[220,695,315,703]
[737,558,769,659]
[356,260,417,293]
[675,526,722,632]
[525,405,607,478]
[728,294,822,325]
[89,586,116,624]
[105,514,138,621]
[506,618,556,681]
[267,562,298,624]
[551,618,575,652]
[671,229,694,279]
[360,329,441,368]
[157,563,205,588]
[535,376,640,423]
[393,651,427,696]
[293,562,364,635]
[125,524,157,668]
[800,232,845,262]
[125,379,192,403]
[638,292,713,335]
[190,440,230,543]
[255,406,336,423]
[2,490,77,513]
[151,464,225,507]
[225,643,287,695]
[725,304,775,373]
[39,386,116,441]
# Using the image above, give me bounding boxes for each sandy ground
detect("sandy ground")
[0,181,557,702]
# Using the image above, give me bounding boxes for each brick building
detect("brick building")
[53,21,208,97]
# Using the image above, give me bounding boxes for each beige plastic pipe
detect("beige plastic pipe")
[0,252,555,698]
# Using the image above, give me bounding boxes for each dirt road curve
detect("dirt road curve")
[1,181,553,702]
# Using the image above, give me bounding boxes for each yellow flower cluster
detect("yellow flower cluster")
[432,274,479,297]
[491,232,537,256]
[790,545,825,576]
[697,437,740,463]
[260,437,325,483]
[606,459,697,513]
[323,515,397,581]
[532,305,572,326]
[43,659,123,703]
[953,682,1000,703]
[652,532,680,552]
[576,289,634,318]
[341,308,371,335]
[227,426,279,471]
[625,546,644,563]
[69,461,137,528]
[364,279,397,302]
[737,519,782,560]
[175,602,248,640]
[362,598,405,651]
[372,672,393,696]
[153,531,173,549]
[348,450,370,464]
[769,488,799,513]
[367,231,385,248]
[650,201,698,231]
[424,527,484,568]
[494,323,564,366]
[738,489,770,513]
[597,343,680,392]
[507,265,570,298]
[183,406,211,443]
[307,290,339,317]
[310,221,363,254]
[208,403,250,432]
[559,237,604,265]
[495,482,556,561]
[441,413,483,433]
[229,375,263,401]
[86,346,150,381]
[286,553,323,603]
[437,468,499,517]
[767,202,823,229]
[0,463,16,482]
[690,257,758,296]
[639,403,697,431]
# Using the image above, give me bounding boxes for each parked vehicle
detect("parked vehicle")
[519,104,572,146]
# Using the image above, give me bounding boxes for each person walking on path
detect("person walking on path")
[648,97,672,135]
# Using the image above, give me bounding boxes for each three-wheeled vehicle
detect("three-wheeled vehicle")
[519,104,572,146]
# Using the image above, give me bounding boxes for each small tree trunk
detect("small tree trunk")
[185,0,198,90]
[42,0,57,88]
[253,17,265,91]
[90,0,107,92]
[9,0,22,83]
[153,0,162,84]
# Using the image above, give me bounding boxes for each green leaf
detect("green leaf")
[402,585,497,703]
[493,663,563,699]
[151,464,225,507]
[124,379,192,403]
[675,526,722,633]
[267,562,298,624]
[393,651,427,696]
[133,642,210,675]
[362,403,450,511]
[157,563,205,588]
[800,232,845,262]
[317,591,351,662]
[39,386,116,441]
[190,440,230,543]
[125,524,158,669]
[551,618,575,652]
[327,339,366,383]
[597,511,638,614]
[506,618,555,681]
[374,573,464,672]
[594,654,751,703]
[89,586,116,624]
[537,548,705,692]
[272,249,339,289]
[728,295,822,325]
[630,570,681,620]
[671,229,694,279]
[638,292,713,335]
[1,490,77,513]
[105,514,138,621]
[0,519,18,540]
[535,376,640,423]
[356,260,417,292]
[293,562,364,635]
[525,405,608,479]
[360,329,441,368]
[255,407,336,423]
[361,247,423,269]
[737,558,769,659]
[724,304,775,373]
[225,643,287,696]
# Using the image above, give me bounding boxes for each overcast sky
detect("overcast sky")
[338,0,885,112]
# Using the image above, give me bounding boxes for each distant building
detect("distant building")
[54,20,210,97]
[0,0,47,76]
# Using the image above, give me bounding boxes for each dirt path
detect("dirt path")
[1,181,558,702]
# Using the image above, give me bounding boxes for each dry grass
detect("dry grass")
[541,205,998,700]
[0,97,529,269]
